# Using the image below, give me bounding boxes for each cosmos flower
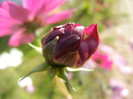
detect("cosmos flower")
[42,22,99,68]
[0,0,75,46]
[92,50,113,70]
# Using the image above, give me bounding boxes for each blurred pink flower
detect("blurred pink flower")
[18,77,35,94]
[99,44,133,74]
[110,78,129,99]
[0,0,75,46]
[111,52,133,74]
[67,72,73,80]
[99,44,114,54]
[83,59,97,69]
[26,85,35,94]
[92,50,113,70]
[112,53,126,67]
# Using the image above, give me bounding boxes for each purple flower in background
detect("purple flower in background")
[110,78,129,99]
[42,22,99,68]
[129,38,133,51]
[0,0,75,46]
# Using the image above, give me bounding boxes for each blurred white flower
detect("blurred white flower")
[0,48,23,69]
[18,77,33,87]
[119,65,133,74]
[18,77,35,93]
[8,48,23,67]
[121,89,129,97]
[0,52,11,69]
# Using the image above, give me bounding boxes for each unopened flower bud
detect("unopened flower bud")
[42,22,99,68]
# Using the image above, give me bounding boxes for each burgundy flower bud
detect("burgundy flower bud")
[42,22,99,68]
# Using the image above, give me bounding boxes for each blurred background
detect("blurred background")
[0,0,133,99]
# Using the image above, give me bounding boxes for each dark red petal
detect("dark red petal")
[58,22,74,41]
[54,34,80,59]
[64,22,74,34]
[78,24,99,65]
[54,51,80,67]
[42,29,64,46]
[72,25,84,39]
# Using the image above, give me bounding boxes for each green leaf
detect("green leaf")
[28,43,42,55]
[47,67,58,82]
[20,62,49,81]
[57,68,77,92]
[66,67,94,72]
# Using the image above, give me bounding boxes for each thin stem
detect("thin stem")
[54,76,72,99]
[28,43,42,55]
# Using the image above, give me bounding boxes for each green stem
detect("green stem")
[54,76,72,99]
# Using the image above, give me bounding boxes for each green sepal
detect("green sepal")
[66,67,94,72]
[42,37,58,65]
[47,67,58,82]
[28,43,42,55]
[20,62,49,81]
[57,68,77,92]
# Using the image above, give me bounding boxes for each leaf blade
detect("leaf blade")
[20,62,49,81]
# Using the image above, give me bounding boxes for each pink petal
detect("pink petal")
[1,1,30,22]
[9,31,35,47]
[0,19,21,37]
[0,7,20,24]
[0,29,12,37]
[44,0,66,12]
[45,9,76,24]
[23,0,44,19]
[0,18,20,28]
[0,20,16,37]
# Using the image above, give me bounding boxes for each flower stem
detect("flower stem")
[54,76,72,99]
